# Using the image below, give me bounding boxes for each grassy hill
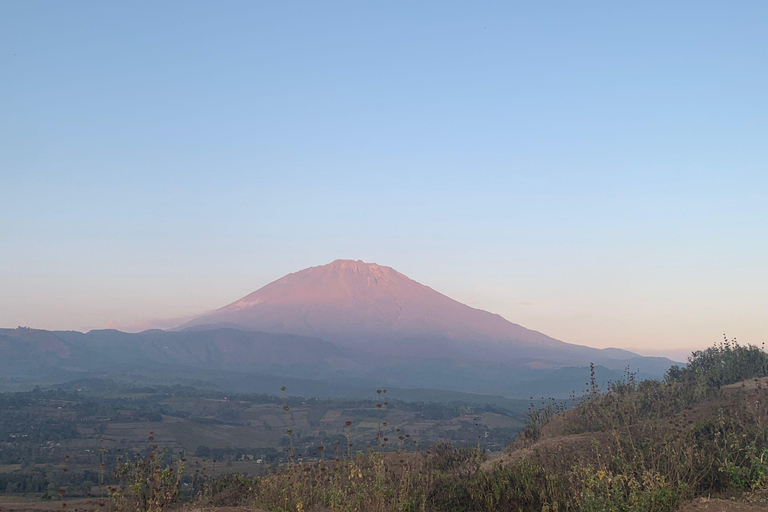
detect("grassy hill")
[1,338,766,512]
[184,337,768,512]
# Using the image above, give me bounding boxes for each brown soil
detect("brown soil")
[0,505,270,512]
[0,499,102,512]
[186,508,268,512]
[678,498,768,511]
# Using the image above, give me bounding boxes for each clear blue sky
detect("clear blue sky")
[1,1,766,357]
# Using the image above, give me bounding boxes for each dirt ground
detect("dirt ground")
[0,498,102,512]
[678,498,768,511]
[3,498,768,512]
[0,502,274,512]
[187,508,268,512]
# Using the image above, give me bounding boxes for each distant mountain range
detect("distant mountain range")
[1,260,676,399]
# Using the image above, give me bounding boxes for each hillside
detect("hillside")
[188,338,768,512]
[1,339,766,512]
[0,326,669,399]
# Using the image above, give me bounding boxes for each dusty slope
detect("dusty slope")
[678,498,768,511]
[483,376,768,511]
[485,377,768,471]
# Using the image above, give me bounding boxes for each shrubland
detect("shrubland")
[178,337,768,512]
[6,337,768,512]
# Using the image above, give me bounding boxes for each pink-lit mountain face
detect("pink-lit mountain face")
[178,260,617,363]
[0,260,671,397]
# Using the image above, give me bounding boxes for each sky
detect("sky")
[1,1,766,359]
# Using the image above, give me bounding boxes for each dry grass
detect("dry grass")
[69,338,768,512]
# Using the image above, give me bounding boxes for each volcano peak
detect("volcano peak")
[178,259,569,356]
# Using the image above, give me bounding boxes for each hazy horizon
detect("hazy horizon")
[0,257,734,361]
[2,2,766,357]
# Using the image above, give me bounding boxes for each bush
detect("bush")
[668,337,768,390]
[117,338,768,511]
[111,450,184,512]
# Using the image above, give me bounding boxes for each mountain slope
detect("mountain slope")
[0,327,357,386]
[178,259,639,366]
[0,324,672,398]
[0,261,675,398]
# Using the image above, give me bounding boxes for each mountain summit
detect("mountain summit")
[178,260,635,364]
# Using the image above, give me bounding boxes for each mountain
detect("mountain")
[0,260,676,399]
[0,326,370,393]
[0,326,349,375]
[181,259,556,345]
[178,259,643,367]
[0,325,662,399]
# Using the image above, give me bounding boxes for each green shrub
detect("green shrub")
[667,337,768,390]
[111,450,184,512]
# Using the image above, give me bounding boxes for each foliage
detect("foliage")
[110,450,184,512]
[6,337,768,511]
[206,337,768,512]
[667,336,768,394]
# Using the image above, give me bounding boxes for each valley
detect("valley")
[0,380,526,502]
